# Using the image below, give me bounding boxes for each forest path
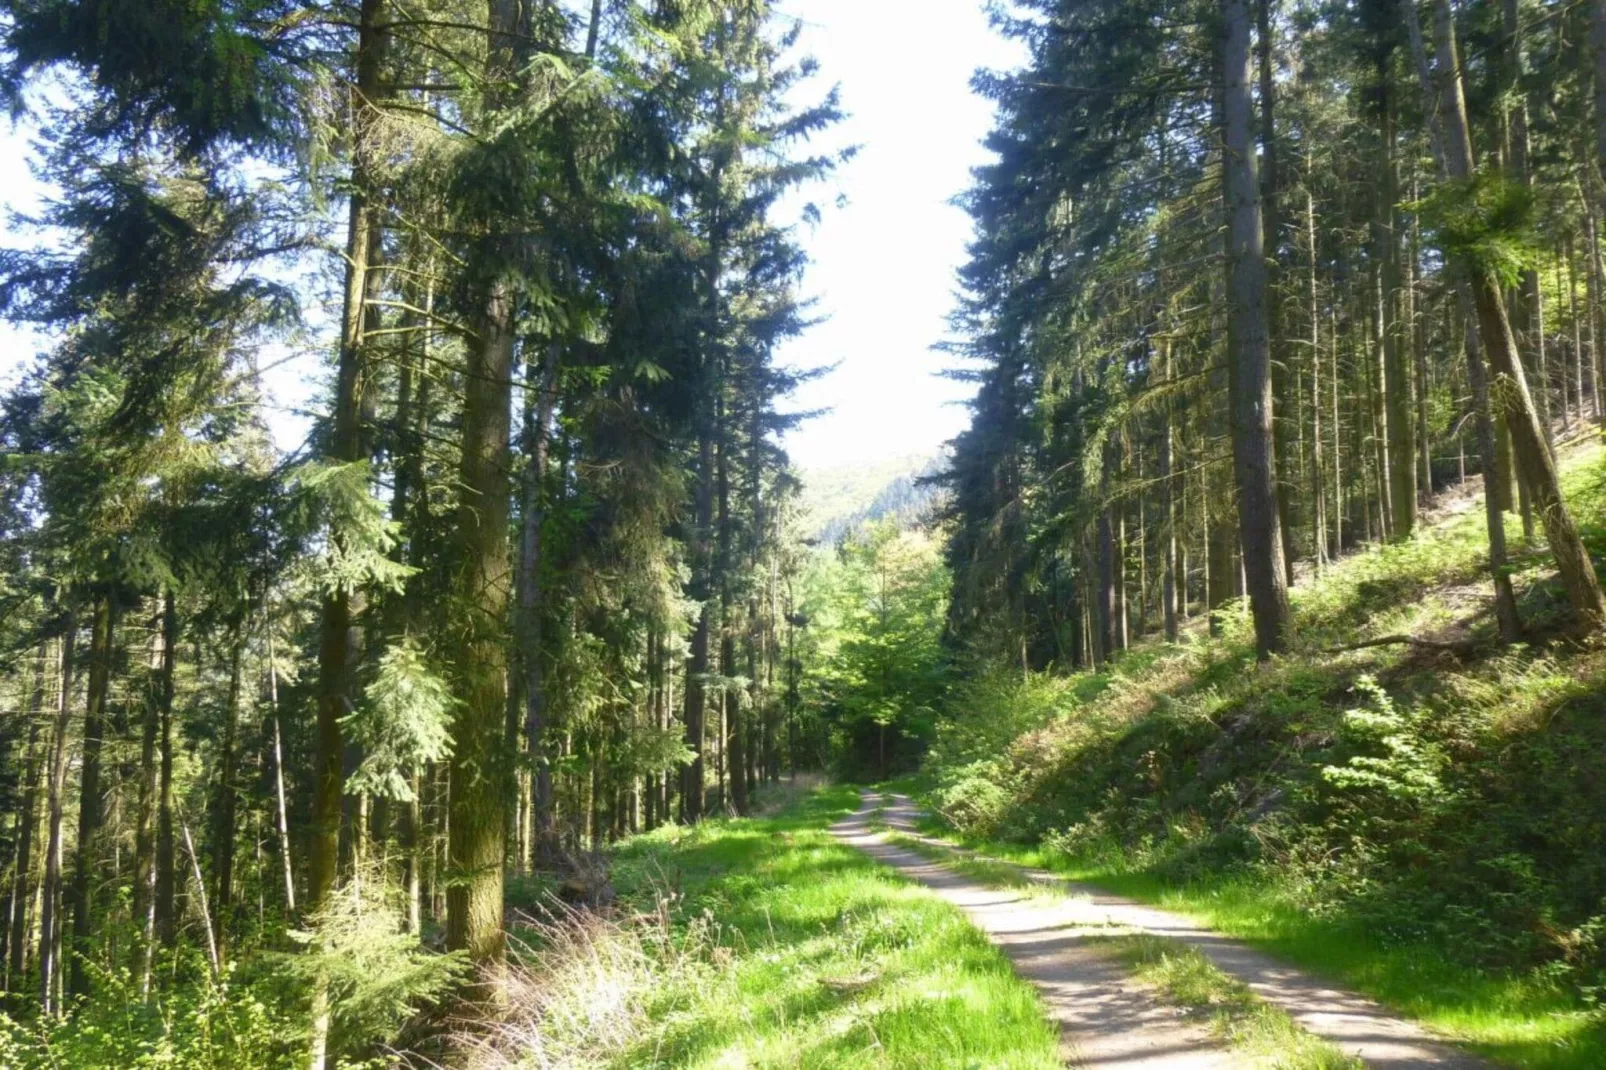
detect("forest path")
[831,791,1490,1070]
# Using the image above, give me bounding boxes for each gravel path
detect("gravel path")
[831,791,1491,1070]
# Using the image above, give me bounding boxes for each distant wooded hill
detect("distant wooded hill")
[798,450,949,544]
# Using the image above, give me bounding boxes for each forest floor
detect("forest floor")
[837,790,1490,1068]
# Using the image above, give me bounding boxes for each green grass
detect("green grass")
[605,783,1063,1069]
[911,812,1605,1068]
[1093,933,1362,1069]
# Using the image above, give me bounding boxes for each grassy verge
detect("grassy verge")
[910,813,1601,1069]
[602,783,1062,1069]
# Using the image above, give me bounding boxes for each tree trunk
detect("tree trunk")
[1375,71,1416,539]
[6,643,48,988]
[1592,0,1606,397]
[443,0,533,973]
[131,597,172,994]
[1461,290,1524,641]
[1258,0,1296,584]
[311,0,388,920]
[445,287,515,970]
[1097,494,1118,660]
[644,631,658,832]
[1503,0,1544,535]
[1571,233,1586,428]
[1159,338,1179,642]
[684,175,727,823]
[1113,500,1128,651]
[39,623,76,1014]
[67,595,114,999]
[261,628,295,917]
[1222,0,1291,656]
[1331,308,1344,554]
[154,601,178,951]
[395,276,433,927]
[210,629,244,963]
[1373,277,1395,540]
[1589,206,1605,421]
[683,421,713,821]
[1411,195,1434,497]
[1307,185,1328,572]
[519,346,559,865]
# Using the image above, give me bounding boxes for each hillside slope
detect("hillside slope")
[919,436,1606,1068]
[798,450,947,543]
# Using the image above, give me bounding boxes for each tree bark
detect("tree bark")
[1258,0,1296,584]
[1461,290,1524,642]
[443,0,531,973]
[394,275,433,929]
[39,622,76,1014]
[519,346,559,865]
[5,643,47,988]
[67,594,114,999]
[1307,185,1328,572]
[445,275,514,967]
[311,0,389,920]
[265,629,295,915]
[1592,0,1606,406]
[1222,0,1291,656]
[1097,480,1118,659]
[210,629,244,963]
[1375,69,1416,538]
[684,142,728,823]
[683,423,713,822]
[445,291,515,970]
[132,596,173,995]
[154,601,178,951]
[1159,337,1179,642]
[1369,273,1393,541]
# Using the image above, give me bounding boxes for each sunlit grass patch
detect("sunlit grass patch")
[605,783,1062,1069]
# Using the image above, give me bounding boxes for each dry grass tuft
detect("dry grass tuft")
[443,894,714,1070]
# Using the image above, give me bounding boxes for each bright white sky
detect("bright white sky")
[0,1,1024,471]
[773,0,1024,468]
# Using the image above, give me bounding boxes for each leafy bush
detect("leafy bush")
[0,958,295,1069]
[925,668,1082,836]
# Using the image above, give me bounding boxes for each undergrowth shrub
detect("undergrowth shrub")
[0,869,466,1070]
[925,668,1082,836]
[279,867,468,1064]
[0,955,296,1069]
